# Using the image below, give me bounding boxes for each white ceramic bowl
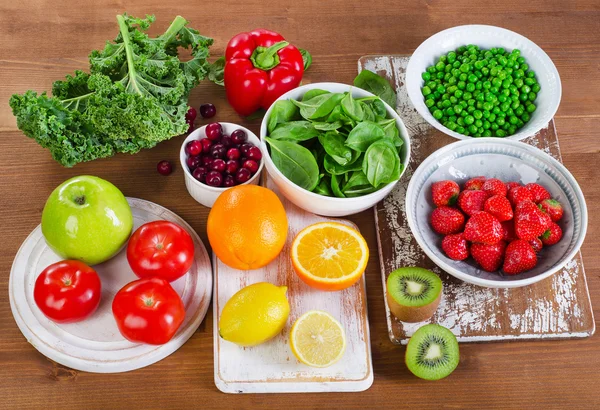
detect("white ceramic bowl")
[406,25,561,141]
[180,122,263,208]
[405,138,587,288]
[260,82,411,217]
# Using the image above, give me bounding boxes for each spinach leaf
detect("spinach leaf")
[354,70,397,108]
[340,92,364,121]
[361,102,375,122]
[345,121,385,152]
[302,89,329,101]
[330,173,346,198]
[313,121,342,131]
[208,57,225,86]
[299,48,312,70]
[292,93,344,119]
[362,139,400,187]
[313,177,332,196]
[265,137,320,191]
[378,118,403,147]
[323,152,362,175]
[342,171,378,197]
[318,131,353,166]
[268,100,300,133]
[370,98,387,118]
[270,121,319,142]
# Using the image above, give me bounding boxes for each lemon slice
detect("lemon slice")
[291,222,369,291]
[290,310,346,368]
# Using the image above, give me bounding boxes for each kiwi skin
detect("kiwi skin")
[387,290,441,322]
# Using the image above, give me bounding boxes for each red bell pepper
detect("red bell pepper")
[224,29,305,116]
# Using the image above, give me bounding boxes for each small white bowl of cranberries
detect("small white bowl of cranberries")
[180,122,264,208]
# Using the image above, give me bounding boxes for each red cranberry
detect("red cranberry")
[200,103,216,119]
[205,122,223,140]
[185,107,197,123]
[192,166,207,182]
[236,168,252,184]
[211,158,226,172]
[211,143,226,159]
[187,123,195,134]
[185,140,202,156]
[226,147,241,160]
[201,155,214,166]
[223,174,236,187]
[225,160,239,174]
[200,138,212,153]
[240,143,252,155]
[247,146,262,161]
[206,171,223,187]
[186,155,201,171]
[157,160,172,176]
[243,159,259,174]
[220,135,233,148]
[231,129,247,144]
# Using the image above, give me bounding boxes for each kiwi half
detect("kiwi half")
[405,324,459,380]
[386,267,442,322]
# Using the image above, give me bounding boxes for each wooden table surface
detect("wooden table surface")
[1,0,599,408]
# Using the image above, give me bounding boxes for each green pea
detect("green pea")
[442,100,452,108]
[483,120,491,129]
[532,84,541,93]
[509,85,519,94]
[476,81,483,90]
[502,88,511,97]
[476,93,485,102]
[475,70,484,79]
[468,74,478,83]
[456,126,465,134]
[498,94,507,103]
[521,112,531,122]
[448,51,457,62]
[433,109,443,119]
[466,83,475,92]
[425,99,434,107]
[511,101,520,110]
[454,90,464,99]
[483,130,492,137]
[490,86,499,94]
[476,101,484,110]
[437,85,446,94]
[521,63,529,71]
[467,124,477,133]
[519,92,529,102]
[498,71,507,80]
[447,121,457,131]
[473,110,483,119]
[502,79,511,89]
[463,92,473,100]
[498,56,508,66]
[467,105,476,113]
[454,104,463,114]
[514,78,524,88]
[474,61,484,70]
[482,67,490,76]
[427,81,436,89]
[450,96,458,104]
[511,94,520,102]
[496,129,506,137]
[527,70,536,78]
[500,102,510,112]
[496,117,506,126]
[449,115,458,123]
[515,106,525,116]
[496,110,506,118]
[448,76,458,85]
[528,92,537,101]
[435,61,445,71]
[506,108,514,117]
[474,119,483,128]
[482,110,491,118]
[459,73,468,81]
[524,78,535,86]
[457,117,465,126]
[489,113,496,122]
[483,81,492,89]
[422,86,431,96]
[437,72,445,79]
[460,63,470,73]
[508,125,517,135]
[491,122,499,131]
[446,108,455,116]
[460,100,468,108]
[498,47,506,55]
[503,122,510,130]
[422,72,431,81]
[427,66,436,73]
[509,116,519,125]
[464,115,475,125]
[447,85,458,94]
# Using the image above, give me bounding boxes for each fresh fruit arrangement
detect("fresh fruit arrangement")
[421,45,540,137]
[265,74,403,198]
[185,122,262,187]
[430,177,564,274]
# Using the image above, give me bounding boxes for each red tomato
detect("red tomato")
[33,260,101,323]
[112,277,185,345]
[127,221,195,282]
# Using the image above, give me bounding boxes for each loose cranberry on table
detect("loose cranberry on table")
[157,160,173,176]
[205,122,223,140]
[200,103,216,119]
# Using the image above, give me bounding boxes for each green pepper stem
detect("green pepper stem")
[251,41,289,70]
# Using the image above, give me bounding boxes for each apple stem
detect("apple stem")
[74,195,86,205]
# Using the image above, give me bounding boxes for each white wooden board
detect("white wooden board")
[213,179,373,394]
[9,198,213,373]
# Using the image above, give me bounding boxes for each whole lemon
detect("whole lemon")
[207,185,288,270]
[219,282,290,347]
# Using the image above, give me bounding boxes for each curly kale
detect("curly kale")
[9,14,213,167]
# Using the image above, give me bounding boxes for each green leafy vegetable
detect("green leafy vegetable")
[312,121,342,131]
[9,14,214,167]
[267,100,300,133]
[293,93,344,119]
[299,48,312,71]
[318,131,353,166]
[324,153,362,175]
[330,174,346,198]
[208,56,225,86]
[354,69,397,108]
[345,121,385,152]
[270,121,319,142]
[340,92,364,122]
[314,177,332,196]
[362,139,399,187]
[265,137,319,191]
[302,89,330,101]
[342,171,378,197]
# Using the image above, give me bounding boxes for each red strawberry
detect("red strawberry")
[539,199,563,222]
[501,220,516,242]
[526,183,551,203]
[431,180,460,207]
[530,238,543,252]
[540,222,563,246]
[503,239,537,274]
[508,186,533,207]
[484,195,513,222]
[464,176,486,190]
[515,200,552,240]
[506,181,521,191]
[482,178,508,197]
[458,190,489,216]
[471,241,506,272]
[430,206,465,235]
[464,211,503,245]
[442,233,469,261]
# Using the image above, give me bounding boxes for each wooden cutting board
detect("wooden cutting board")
[358,55,595,344]
[213,178,373,393]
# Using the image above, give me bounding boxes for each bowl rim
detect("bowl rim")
[259,81,411,202]
[179,122,263,192]
[405,137,588,288]
[406,24,562,142]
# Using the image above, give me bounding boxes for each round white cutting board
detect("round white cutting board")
[9,197,212,373]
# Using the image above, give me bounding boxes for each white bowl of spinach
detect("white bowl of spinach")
[260,80,410,217]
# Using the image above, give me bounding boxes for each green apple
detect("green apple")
[41,175,133,265]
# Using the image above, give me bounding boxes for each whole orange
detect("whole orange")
[207,185,288,270]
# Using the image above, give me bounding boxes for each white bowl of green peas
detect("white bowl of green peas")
[406,25,561,141]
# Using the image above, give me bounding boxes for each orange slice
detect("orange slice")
[291,222,369,291]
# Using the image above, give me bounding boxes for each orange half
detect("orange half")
[291,222,369,291]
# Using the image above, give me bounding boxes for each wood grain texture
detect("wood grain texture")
[213,177,372,393]
[1,0,600,408]
[360,55,594,344]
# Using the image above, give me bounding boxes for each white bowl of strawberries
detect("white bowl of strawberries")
[405,138,587,288]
